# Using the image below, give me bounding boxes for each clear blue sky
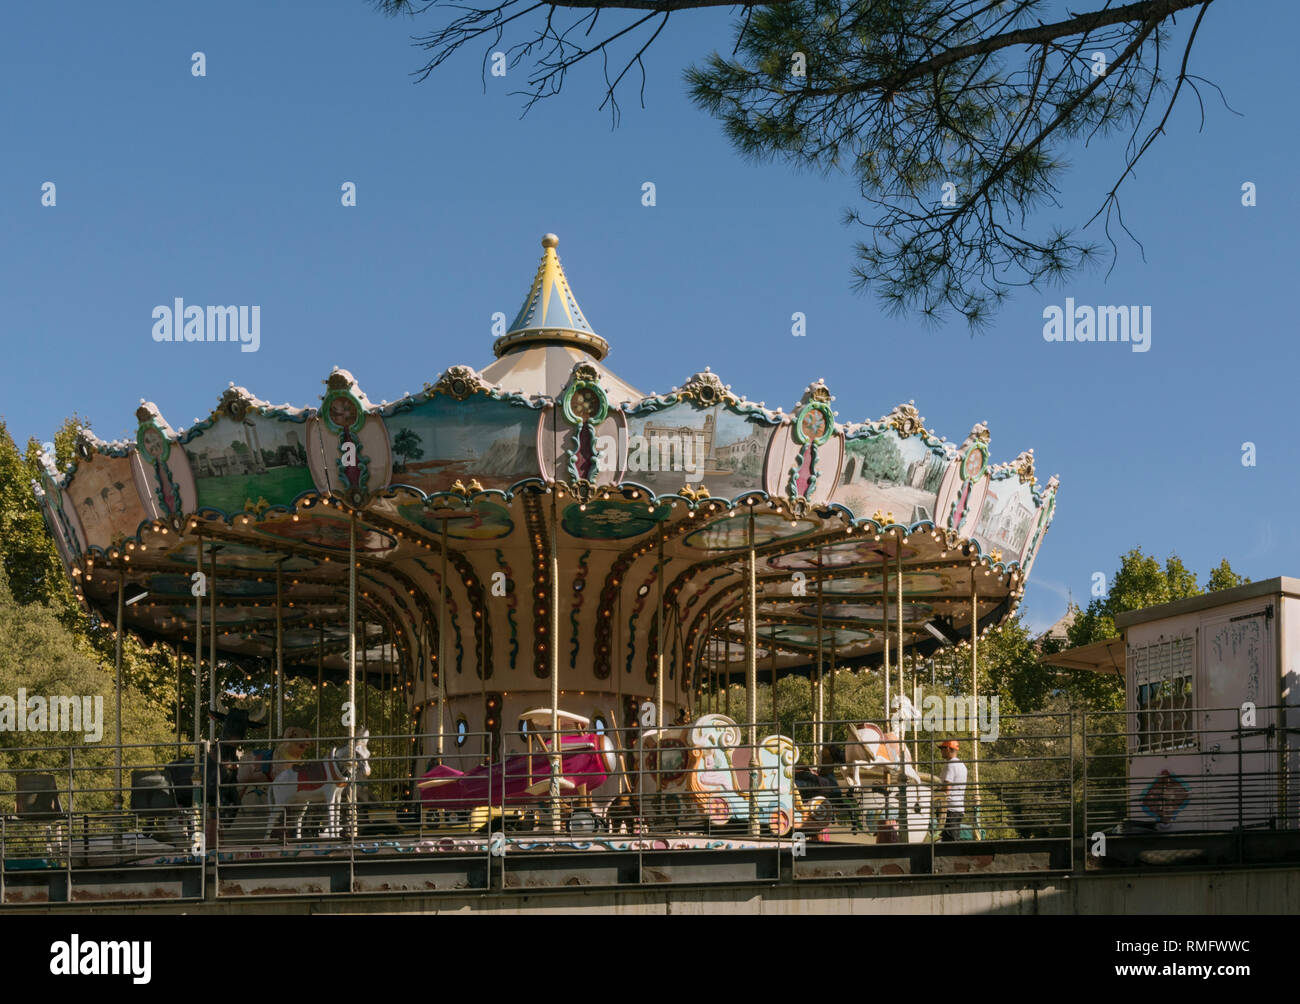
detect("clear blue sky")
[2,1,1295,632]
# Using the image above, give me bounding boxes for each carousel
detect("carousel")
[33,233,1058,847]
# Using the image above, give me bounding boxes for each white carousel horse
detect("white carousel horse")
[231,729,313,836]
[889,694,922,741]
[841,720,930,841]
[266,731,371,839]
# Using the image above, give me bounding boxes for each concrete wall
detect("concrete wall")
[24,866,1300,916]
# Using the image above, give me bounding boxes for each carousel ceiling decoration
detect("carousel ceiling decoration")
[35,234,1058,700]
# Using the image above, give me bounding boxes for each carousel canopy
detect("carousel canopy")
[36,235,1058,698]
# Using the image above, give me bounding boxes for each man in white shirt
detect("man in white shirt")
[938,740,967,841]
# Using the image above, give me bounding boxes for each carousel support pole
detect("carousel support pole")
[479,610,487,758]
[347,509,358,838]
[655,530,666,738]
[209,546,219,743]
[548,488,561,833]
[683,620,691,719]
[746,511,759,837]
[828,637,836,744]
[970,566,980,834]
[882,552,890,725]
[114,573,124,813]
[815,548,824,766]
[174,642,182,746]
[275,559,285,739]
[193,538,203,760]
[316,623,323,757]
[361,620,369,733]
[715,629,721,716]
[770,625,777,732]
[714,619,722,716]
[615,587,623,728]
[707,630,713,714]
[724,631,731,718]
[382,634,391,796]
[438,520,449,761]
[896,536,908,840]
[897,540,906,712]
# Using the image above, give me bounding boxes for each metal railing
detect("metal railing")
[2,704,1297,903]
[1081,703,1300,859]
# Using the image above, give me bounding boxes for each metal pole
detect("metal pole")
[616,586,623,726]
[479,603,487,758]
[275,559,284,738]
[381,632,389,795]
[746,511,758,837]
[174,641,182,746]
[316,622,323,757]
[347,509,358,837]
[829,635,836,732]
[882,552,890,723]
[361,619,369,730]
[770,625,777,732]
[115,573,124,812]
[815,548,824,766]
[970,565,980,834]
[655,530,665,735]
[209,547,219,742]
[896,536,908,840]
[439,519,448,759]
[724,629,731,718]
[716,626,722,715]
[194,538,202,751]
[897,538,905,711]
[549,489,561,832]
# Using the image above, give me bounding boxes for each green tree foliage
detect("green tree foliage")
[1206,558,1250,592]
[0,575,175,814]
[378,0,1217,327]
[0,418,180,729]
[0,420,77,610]
[1067,548,1249,656]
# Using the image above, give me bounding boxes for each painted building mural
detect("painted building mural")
[624,401,776,500]
[972,475,1038,557]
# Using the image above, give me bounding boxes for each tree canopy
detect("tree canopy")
[375,0,1221,327]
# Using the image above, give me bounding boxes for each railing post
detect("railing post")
[1080,709,1088,874]
[1237,723,1245,863]
[67,746,75,895]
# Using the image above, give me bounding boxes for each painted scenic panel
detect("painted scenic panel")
[624,401,774,500]
[386,396,539,494]
[834,431,948,525]
[971,476,1037,558]
[67,454,150,550]
[184,414,314,513]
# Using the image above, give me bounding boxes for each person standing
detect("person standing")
[938,739,967,841]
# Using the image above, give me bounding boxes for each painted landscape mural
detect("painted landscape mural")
[386,395,539,494]
[184,414,314,513]
[835,431,948,525]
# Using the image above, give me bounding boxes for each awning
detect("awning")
[1039,637,1125,676]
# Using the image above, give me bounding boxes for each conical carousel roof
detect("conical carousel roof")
[37,234,1058,708]
[480,234,641,403]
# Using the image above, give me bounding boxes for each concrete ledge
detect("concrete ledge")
[10,864,1300,915]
